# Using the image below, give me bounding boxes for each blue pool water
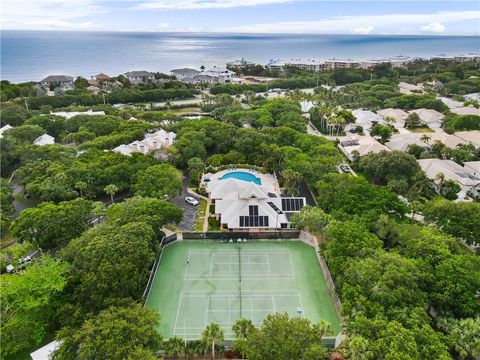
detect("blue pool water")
[221,171,261,185]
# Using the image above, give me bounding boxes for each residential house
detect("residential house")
[30,340,62,360]
[463,161,480,176]
[338,135,390,161]
[124,71,155,85]
[226,58,256,68]
[438,97,464,109]
[450,106,480,116]
[112,129,176,156]
[351,110,386,131]
[51,110,106,119]
[39,75,74,88]
[385,134,430,152]
[418,158,480,200]
[170,68,201,80]
[413,132,467,149]
[173,66,240,84]
[453,130,480,147]
[88,73,122,92]
[398,82,424,95]
[408,108,445,129]
[32,83,48,96]
[86,85,100,93]
[463,93,480,103]
[34,134,55,146]
[206,178,305,230]
[377,108,409,128]
[201,66,240,84]
[0,124,13,138]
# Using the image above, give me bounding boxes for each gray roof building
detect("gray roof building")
[39,75,73,84]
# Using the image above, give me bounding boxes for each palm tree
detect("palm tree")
[435,172,446,193]
[164,337,184,359]
[232,319,256,359]
[75,181,87,198]
[202,322,224,360]
[232,319,255,339]
[420,134,431,144]
[104,184,118,204]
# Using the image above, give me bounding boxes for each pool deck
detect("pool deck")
[202,168,280,193]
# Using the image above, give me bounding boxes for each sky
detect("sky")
[1,0,479,35]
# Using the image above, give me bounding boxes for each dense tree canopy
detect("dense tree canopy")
[422,199,480,245]
[1,256,68,359]
[10,198,102,248]
[61,222,156,314]
[54,303,161,360]
[132,164,182,199]
[243,313,331,360]
[315,173,407,222]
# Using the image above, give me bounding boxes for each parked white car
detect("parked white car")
[185,196,199,206]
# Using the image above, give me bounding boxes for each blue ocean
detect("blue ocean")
[1,30,479,83]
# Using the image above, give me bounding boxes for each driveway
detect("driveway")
[170,177,201,231]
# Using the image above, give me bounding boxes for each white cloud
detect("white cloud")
[219,10,479,34]
[1,0,104,30]
[352,26,373,34]
[133,0,293,10]
[420,22,446,33]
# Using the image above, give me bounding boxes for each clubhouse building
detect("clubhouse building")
[203,169,305,231]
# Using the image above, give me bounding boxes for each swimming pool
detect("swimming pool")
[221,171,262,185]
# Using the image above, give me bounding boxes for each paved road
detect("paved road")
[171,177,201,231]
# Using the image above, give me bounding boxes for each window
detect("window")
[239,215,269,227]
[281,198,305,212]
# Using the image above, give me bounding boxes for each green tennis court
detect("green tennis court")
[145,240,340,340]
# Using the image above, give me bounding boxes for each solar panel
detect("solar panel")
[281,198,305,212]
[267,201,283,214]
[239,215,269,227]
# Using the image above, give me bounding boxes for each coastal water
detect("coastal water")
[1,30,479,83]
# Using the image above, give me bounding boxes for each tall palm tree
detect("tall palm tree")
[104,184,118,204]
[232,319,255,339]
[202,322,224,360]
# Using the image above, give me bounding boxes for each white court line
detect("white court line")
[228,299,231,323]
[188,249,291,254]
[266,253,271,273]
[209,252,214,274]
[183,250,192,279]
[250,297,254,321]
[182,289,300,294]
[204,296,210,326]
[184,276,296,280]
[271,295,276,312]
[298,291,306,318]
[173,291,184,336]
[288,250,296,277]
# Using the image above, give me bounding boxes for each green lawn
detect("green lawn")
[145,240,340,340]
[192,200,207,231]
[407,127,434,133]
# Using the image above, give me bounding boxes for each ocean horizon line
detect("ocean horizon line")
[1,29,479,37]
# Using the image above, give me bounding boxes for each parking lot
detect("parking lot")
[171,178,201,231]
